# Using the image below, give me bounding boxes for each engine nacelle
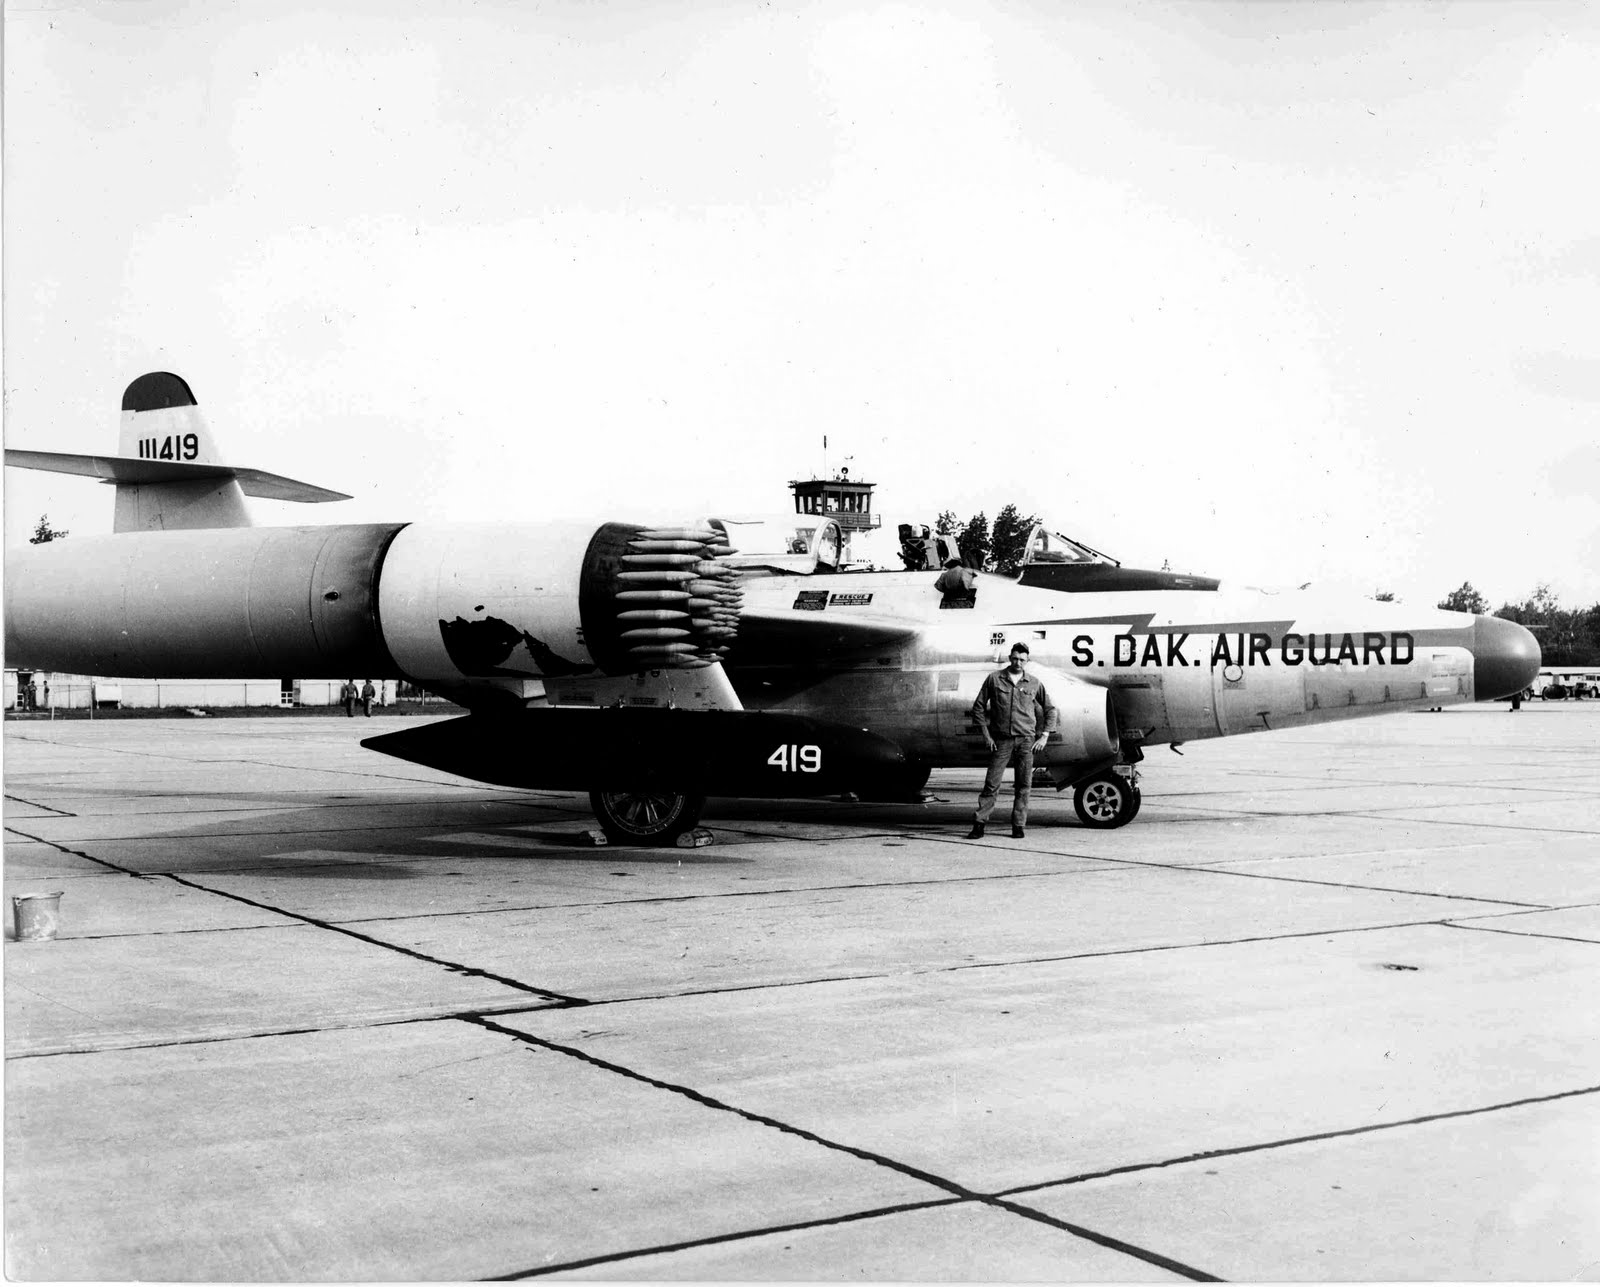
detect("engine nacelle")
[377,520,742,683]
[1043,667,1122,762]
[4,519,742,688]
[929,663,1118,765]
[4,524,405,678]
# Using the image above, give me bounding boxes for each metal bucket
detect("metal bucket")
[12,892,64,941]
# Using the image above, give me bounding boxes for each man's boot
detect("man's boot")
[966,823,985,839]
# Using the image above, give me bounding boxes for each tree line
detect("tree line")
[932,504,1037,574]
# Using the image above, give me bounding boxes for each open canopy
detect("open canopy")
[1022,523,1119,568]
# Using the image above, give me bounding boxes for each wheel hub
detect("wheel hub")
[1082,780,1122,820]
[597,790,686,835]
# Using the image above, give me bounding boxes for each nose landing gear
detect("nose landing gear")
[1072,766,1141,828]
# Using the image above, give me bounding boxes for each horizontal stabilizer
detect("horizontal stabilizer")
[3,450,351,503]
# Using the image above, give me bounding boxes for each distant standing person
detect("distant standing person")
[934,557,977,606]
[341,679,356,717]
[967,643,1056,839]
[361,679,376,716]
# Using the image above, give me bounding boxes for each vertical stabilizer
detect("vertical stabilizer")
[114,372,251,531]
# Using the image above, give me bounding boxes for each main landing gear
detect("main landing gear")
[589,789,706,845]
[1072,768,1141,829]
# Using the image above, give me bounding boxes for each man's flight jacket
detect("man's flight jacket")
[970,669,1057,741]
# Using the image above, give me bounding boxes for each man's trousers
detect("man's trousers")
[975,737,1033,826]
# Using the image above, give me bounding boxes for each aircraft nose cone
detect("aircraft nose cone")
[1472,614,1541,700]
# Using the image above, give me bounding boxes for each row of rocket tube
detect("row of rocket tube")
[611,526,743,668]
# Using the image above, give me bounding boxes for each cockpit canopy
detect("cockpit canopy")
[1022,524,1118,567]
[715,515,842,574]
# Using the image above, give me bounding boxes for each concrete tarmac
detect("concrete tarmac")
[4,703,1598,1281]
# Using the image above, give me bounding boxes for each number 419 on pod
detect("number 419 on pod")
[767,744,822,772]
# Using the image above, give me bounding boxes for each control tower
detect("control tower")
[789,470,879,564]
[789,469,879,533]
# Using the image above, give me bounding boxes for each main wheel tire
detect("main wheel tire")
[589,789,706,846]
[1073,772,1137,829]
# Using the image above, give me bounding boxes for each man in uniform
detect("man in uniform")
[934,557,977,607]
[967,642,1055,839]
[361,679,376,716]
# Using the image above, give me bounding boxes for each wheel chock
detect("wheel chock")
[675,828,715,848]
[580,829,609,846]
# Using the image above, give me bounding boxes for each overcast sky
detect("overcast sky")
[5,0,1598,608]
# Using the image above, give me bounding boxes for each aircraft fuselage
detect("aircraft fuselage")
[722,570,1494,766]
[5,518,1541,835]
[4,370,1542,841]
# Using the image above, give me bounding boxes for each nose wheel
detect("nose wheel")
[1073,770,1140,828]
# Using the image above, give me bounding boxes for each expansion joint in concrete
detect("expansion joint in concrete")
[999,1081,1600,1197]
[5,827,152,877]
[1438,918,1600,947]
[463,1014,1221,1282]
[154,870,589,1003]
[4,794,78,816]
[484,1198,965,1280]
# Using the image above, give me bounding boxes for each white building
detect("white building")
[5,672,397,711]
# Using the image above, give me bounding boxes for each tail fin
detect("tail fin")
[4,371,350,532]
[119,372,221,464]
[114,372,248,530]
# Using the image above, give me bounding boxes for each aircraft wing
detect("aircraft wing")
[3,450,351,502]
[730,605,922,667]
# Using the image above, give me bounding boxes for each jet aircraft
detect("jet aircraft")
[5,372,1542,843]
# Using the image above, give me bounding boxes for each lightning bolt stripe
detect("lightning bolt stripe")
[999,615,1294,635]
